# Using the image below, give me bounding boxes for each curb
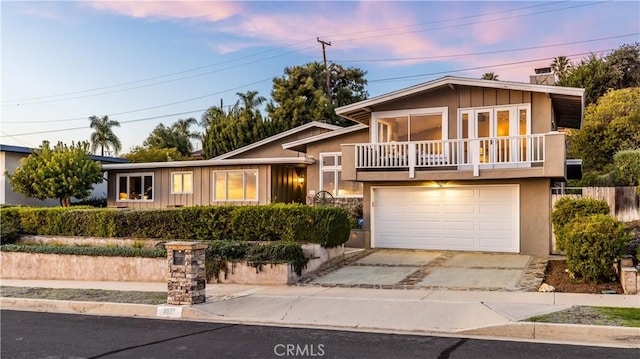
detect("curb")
[2,297,639,348]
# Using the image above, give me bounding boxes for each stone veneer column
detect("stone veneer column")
[165,241,207,305]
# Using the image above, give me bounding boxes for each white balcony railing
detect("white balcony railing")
[354,134,545,177]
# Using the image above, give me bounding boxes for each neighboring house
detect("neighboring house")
[0,144,128,206]
[102,75,584,256]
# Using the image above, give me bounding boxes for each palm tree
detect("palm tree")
[236,90,266,118]
[171,117,200,156]
[89,115,121,156]
[551,56,572,81]
[481,72,499,80]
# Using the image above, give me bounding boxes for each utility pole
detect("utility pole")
[317,37,332,101]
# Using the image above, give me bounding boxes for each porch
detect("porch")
[341,132,567,181]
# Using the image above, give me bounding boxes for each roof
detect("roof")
[282,124,369,152]
[212,121,342,160]
[0,144,129,163]
[335,76,585,129]
[102,156,314,170]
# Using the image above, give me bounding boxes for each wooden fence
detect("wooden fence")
[551,187,639,222]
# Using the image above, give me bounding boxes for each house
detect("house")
[103,75,584,256]
[102,121,367,208]
[0,144,128,206]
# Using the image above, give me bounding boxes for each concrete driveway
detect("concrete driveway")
[307,249,547,292]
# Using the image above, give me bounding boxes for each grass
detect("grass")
[0,286,166,305]
[526,306,640,327]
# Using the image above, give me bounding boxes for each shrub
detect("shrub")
[204,240,308,280]
[0,207,21,244]
[613,150,640,186]
[552,197,611,251]
[563,214,630,282]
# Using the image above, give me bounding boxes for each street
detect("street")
[1,310,636,358]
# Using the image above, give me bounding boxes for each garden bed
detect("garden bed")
[542,259,624,294]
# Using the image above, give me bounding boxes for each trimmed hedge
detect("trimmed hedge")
[563,214,630,282]
[551,197,611,252]
[0,204,350,247]
[0,244,166,258]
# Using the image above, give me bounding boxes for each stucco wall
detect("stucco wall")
[0,252,167,282]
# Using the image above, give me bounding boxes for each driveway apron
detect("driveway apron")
[306,249,546,291]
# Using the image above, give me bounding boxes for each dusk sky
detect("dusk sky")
[1,1,639,154]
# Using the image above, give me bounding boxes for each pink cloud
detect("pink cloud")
[85,0,241,22]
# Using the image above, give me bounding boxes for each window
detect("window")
[117,173,153,201]
[373,107,448,143]
[213,170,258,201]
[320,153,363,197]
[171,172,193,194]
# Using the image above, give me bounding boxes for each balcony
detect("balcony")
[341,132,567,181]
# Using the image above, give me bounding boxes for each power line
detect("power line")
[3,47,619,138]
[368,49,613,83]
[1,77,276,124]
[3,33,631,125]
[336,33,638,63]
[1,1,585,106]
[331,1,605,44]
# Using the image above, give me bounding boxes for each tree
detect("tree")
[201,91,273,159]
[568,87,640,173]
[123,146,186,163]
[89,115,121,156]
[267,62,368,129]
[143,117,199,157]
[558,42,640,105]
[7,141,103,207]
[550,56,572,81]
[480,72,499,80]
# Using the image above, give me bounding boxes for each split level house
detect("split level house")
[103,75,585,256]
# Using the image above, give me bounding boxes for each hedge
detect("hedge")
[0,204,350,247]
[551,197,611,252]
[0,244,166,258]
[563,214,630,282]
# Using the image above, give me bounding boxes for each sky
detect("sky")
[1,0,639,155]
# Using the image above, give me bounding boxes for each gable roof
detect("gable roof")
[212,121,341,160]
[0,144,129,163]
[282,124,368,153]
[335,76,585,129]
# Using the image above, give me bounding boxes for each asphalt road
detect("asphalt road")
[1,310,636,359]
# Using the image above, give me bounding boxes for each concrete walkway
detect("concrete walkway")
[2,279,639,348]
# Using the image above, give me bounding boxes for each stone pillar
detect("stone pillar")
[166,241,207,305]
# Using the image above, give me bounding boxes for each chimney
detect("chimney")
[530,67,555,85]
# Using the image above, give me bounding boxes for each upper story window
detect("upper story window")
[458,104,531,139]
[320,153,363,198]
[373,107,448,143]
[213,170,258,202]
[171,172,193,194]
[117,173,153,201]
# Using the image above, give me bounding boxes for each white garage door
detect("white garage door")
[373,185,519,252]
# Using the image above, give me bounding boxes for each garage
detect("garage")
[372,185,519,253]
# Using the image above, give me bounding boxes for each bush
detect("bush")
[552,197,611,251]
[563,214,630,282]
[0,207,21,244]
[613,150,640,186]
[1,204,351,247]
[204,240,308,280]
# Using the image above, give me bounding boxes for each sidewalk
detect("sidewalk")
[1,279,639,348]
